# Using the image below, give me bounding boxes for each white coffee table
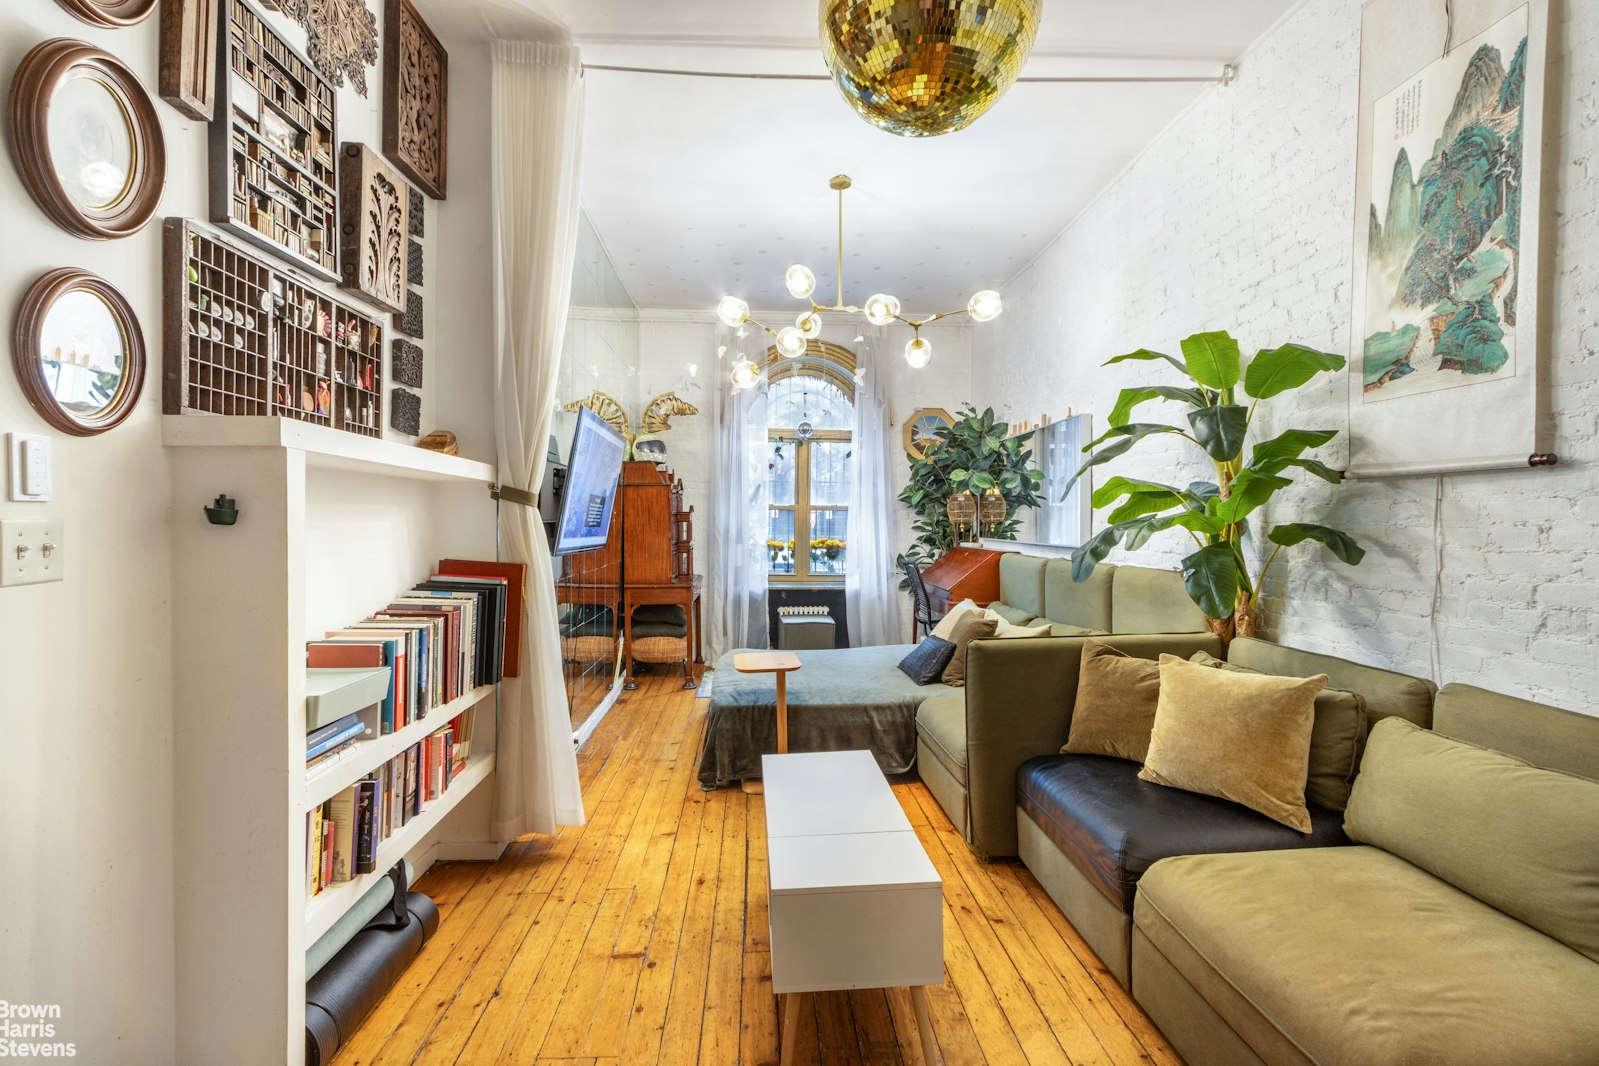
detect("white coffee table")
[763,749,943,1065]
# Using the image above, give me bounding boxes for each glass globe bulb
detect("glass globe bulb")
[904,335,933,369]
[864,293,901,326]
[776,326,808,359]
[730,358,760,389]
[967,289,1003,323]
[785,265,817,300]
[716,295,750,327]
[797,311,823,339]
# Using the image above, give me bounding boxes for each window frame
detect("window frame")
[764,341,856,587]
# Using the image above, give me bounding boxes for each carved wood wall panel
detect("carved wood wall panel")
[391,338,422,388]
[277,0,378,97]
[383,0,447,199]
[390,386,420,435]
[337,142,408,314]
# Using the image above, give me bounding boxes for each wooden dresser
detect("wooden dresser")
[920,546,1010,619]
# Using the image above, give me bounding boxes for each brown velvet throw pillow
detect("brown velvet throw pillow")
[1141,654,1326,833]
[940,613,997,687]
[1189,651,1368,811]
[1062,640,1163,763]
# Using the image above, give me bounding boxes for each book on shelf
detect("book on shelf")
[307,640,401,734]
[437,559,524,677]
[306,714,366,761]
[306,712,359,752]
[302,706,479,899]
[305,740,360,777]
[328,788,357,883]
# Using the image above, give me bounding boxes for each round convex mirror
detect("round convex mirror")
[12,268,145,435]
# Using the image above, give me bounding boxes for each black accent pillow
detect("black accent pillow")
[899,636,957,685]
[633,603,687,626]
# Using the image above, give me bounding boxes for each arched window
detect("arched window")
[765,341,855,583]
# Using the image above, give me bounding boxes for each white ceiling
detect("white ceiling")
[547,0,1301,312]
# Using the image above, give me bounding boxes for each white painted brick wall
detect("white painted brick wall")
[972,0,1599,713]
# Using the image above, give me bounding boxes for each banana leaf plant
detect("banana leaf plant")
[1065,330,1365,643]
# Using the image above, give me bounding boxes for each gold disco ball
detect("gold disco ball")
[820,0,1042,138]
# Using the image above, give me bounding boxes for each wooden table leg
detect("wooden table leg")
[693,593,704,665]
[911,985,938,1064]
[622,596,637,691]
[779,991,801,1066]
[775,670,788,754]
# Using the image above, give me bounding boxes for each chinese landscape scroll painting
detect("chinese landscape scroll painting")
[1362,7,1528,403]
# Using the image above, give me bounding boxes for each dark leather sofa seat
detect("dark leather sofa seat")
[1017,754,1349,913]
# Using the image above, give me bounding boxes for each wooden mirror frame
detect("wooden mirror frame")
[12,268,146,436]
[8,38,166,240]
[54,0,159,28]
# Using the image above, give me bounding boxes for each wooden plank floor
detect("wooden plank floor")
[334,671,1182,1066]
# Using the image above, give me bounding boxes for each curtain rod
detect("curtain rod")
[581,63,1229,85]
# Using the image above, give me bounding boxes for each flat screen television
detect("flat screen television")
[552,406,628,557]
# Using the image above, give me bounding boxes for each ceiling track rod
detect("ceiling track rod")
[581,63,1230,85]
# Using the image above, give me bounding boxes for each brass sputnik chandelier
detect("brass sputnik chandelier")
[716,175,1002,386]
[820,0,1043,138]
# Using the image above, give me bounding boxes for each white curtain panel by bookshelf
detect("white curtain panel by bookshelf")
[846,322,901,646]
[706,321,770,660]
[490,40,586,837]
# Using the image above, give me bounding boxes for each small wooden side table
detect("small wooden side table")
[734,651,802,795]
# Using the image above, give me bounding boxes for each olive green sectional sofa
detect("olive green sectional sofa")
[914,554,1222,858]
[1134,683,1599,1066]
[1005,638,1436,987]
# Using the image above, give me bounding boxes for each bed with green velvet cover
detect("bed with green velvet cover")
[697,644,953,788]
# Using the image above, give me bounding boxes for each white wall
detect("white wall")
[637,312,974,643]
[971,0,1599,710]
[0,4,496,1059]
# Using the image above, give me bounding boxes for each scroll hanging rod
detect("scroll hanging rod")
[581,63,1235,86]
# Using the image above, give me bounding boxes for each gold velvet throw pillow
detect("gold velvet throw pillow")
[1140,654,1327,833]
[1062,641,1163,763]
[940,613,997,687]
[930,598,980,641]
[1189,651,1368,811]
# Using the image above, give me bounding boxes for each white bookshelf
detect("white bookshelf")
[305,750,495,942]
[303,683,495,812]
[167,421,502,1066]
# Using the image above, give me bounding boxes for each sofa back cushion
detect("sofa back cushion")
[1191,651,1366,811]
[1228,637,1434,729]
[1110,566,1209,634]
[1433,684,1599,781]
[998,553,1049,621]
[1345,717,1599,963]
[1043,558,1114,631]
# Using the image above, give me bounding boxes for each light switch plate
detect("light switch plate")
[8,433,51,502]
[1,519,64,586]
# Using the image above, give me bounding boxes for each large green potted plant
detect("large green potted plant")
[899,404,1045,570]
[1067,330,1364,643]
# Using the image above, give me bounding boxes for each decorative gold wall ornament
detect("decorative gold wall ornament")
[641,392,699,434]
[715,176,1002,377]
[277,0,379,97]
[563,391,700,459]
[820,0,1041,138]
[383,0,448,199]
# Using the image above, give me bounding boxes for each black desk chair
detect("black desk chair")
[897,554,939,642]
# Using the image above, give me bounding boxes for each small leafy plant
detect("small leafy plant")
[899,405,1045,570]
[1067,331,1364,642]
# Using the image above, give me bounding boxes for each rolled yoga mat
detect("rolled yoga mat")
[305,860,415,980]
[305,888,440,1066]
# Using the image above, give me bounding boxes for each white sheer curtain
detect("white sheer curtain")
[705,324,770,661]
[846,323,902,645]
[489,40,585,839]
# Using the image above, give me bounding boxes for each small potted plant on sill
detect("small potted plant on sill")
[1065,330,1365,645]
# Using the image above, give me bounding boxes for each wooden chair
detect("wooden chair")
[897,554,940,642]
